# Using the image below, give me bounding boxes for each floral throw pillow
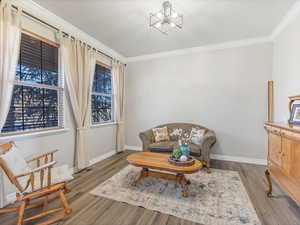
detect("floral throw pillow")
[170,128,183,137]
[152,127,170,143]
[190,128,206,145]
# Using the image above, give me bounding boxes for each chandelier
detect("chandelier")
[149,1,183,35]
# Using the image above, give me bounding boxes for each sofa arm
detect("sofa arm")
[199,130,216,162]
[139,129,154,152]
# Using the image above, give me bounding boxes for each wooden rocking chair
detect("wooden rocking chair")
[0,142,73,225]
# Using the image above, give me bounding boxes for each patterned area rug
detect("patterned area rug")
[90,165,261,225]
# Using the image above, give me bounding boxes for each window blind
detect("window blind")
[91,63,114,124]
[1,32,63,133]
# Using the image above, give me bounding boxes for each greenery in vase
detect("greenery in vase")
[172,149,182,160]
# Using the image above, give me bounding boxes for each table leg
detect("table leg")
[177,174,189,197]
[132,168,148,186]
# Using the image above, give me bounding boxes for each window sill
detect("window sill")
[91,122,117,128]
[0,128,70,142]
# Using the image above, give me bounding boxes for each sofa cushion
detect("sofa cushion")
[152,127,170,142]
[190,143,202,155]
[149,141,177,152]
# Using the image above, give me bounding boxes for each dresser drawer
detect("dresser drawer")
[268,132,282,166]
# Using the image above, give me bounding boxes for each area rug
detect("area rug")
[90,165,261,225]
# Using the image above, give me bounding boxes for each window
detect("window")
[91,63,114,124]
[1,32,63,134]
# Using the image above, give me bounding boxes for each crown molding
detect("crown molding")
[126,37,272,62]
[271,1,300,41]
[12,0,300,63]
[12,0,126,62]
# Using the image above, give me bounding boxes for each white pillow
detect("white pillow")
[190,128,206,145]
[0,145,31,189]
[0,145,31,176]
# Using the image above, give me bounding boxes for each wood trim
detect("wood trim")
[22,29,60,48]
[268,81,274,122]
[265,122,300,134]
[96,60,112,70]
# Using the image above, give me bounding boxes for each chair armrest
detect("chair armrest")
[139,129,154,151]
[27,149,59,166]
[15,161,57,192]
[15,161,56,178]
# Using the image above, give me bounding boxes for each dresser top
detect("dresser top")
[265,122,300,133]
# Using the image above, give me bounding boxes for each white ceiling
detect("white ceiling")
[34,0,297,57]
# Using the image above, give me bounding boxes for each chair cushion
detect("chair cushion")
[0,145,31,188]
[0,145,31,175]
[152,127,170,142]
[149,141,177,152]
[23,164,73,193]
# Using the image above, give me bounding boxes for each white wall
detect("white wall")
[125,43,273,160]
[1,14,117,203]
[272,12,300,122]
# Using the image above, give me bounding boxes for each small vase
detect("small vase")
[180,144,190,157]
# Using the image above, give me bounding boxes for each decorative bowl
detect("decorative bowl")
[168,156,195,166]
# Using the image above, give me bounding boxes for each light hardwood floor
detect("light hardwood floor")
[1,150,300,225]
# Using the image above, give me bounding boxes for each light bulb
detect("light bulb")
[156,12,163,18]
[172,12,178,18]
[155,22,162,28]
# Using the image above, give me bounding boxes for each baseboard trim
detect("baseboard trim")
[125,145,267,166]
[125,145,142,151]
[210,154,267,166]
[89,150,116,166]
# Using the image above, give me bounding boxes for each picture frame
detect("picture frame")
[289,104,300,125]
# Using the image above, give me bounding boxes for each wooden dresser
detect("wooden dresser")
[264,122,300,205]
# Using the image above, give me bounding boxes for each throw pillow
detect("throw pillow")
[190,128,206,145]
[152,127,170,143]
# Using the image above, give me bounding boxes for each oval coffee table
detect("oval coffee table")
[127,152,202,197]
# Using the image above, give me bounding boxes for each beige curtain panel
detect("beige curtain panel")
[112,60,125,153]
[60,36,96,170]
[0,0,22,208]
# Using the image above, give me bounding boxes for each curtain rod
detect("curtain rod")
[11,4,126,65]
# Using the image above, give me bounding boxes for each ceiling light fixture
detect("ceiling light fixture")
[149,1,183,35]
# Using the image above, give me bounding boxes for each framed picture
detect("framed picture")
[289,104,300,125]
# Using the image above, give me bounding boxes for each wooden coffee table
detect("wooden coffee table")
[127,152,202,197]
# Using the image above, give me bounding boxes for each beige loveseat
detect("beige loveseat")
[139,123,216,169]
